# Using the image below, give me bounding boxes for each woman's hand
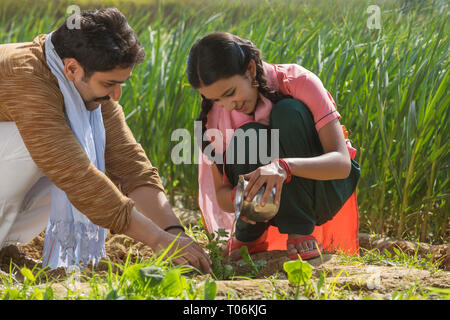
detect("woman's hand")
[240,161,287,224]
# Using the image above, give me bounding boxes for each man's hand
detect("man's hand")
[156,230,212,274]
[125,187,212,273]
[123,208,212,274]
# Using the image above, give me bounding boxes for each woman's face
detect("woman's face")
[197,60,259,114]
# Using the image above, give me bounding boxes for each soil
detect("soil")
[0,207,448,299]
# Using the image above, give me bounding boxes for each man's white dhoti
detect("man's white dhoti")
[0,122,51,249]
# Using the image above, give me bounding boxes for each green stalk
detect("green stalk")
[421,133,440,241]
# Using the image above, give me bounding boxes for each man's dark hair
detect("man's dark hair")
[51,7,145,78]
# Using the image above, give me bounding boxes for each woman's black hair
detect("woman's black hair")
[186,32,291,157]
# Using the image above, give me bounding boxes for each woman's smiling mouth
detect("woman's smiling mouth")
[235,103,245,112]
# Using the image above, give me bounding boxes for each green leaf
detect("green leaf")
[105,288,119,300]
[44,286,54,300]
[206,232,215,242]
[160,269,184,297]
[123,264,143,281]
[139,265,166,287]
[317,272,325,293]
[240,246,258,274]
[4,288,20,300]
[31,288,44,300]
[223,264,234,279]
[20,267,35,283]
[204,275,217,300]
[425,287,450,299]
[255,260,267,269]
[217,228,229,239]
[283,260,313,285]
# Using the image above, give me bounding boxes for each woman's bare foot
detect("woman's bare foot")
[286,233,319,257]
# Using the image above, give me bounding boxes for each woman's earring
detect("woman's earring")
[251,79,260,88]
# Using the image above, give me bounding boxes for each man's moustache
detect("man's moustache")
[93,96,110,102]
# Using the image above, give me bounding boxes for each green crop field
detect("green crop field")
[0,0,448,302]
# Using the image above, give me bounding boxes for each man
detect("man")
[0,8,211,272]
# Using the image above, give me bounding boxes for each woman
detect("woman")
[187,32,360,260]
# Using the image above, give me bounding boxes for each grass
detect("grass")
[1,254,447,300]
[337,247,444,275]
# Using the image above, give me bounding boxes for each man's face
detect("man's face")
[63,58,133,110]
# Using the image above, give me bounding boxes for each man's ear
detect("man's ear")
[63,58,83,81]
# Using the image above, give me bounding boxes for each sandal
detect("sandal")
[286,235,322,260]
[227,237,269,261]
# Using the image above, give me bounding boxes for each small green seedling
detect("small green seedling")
[205,229,234,280]
[237,246,267,277]
[283,259,314,298]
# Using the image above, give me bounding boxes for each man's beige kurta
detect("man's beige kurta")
[0,34,165,234]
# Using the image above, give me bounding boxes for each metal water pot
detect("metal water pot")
[234,175,280,222]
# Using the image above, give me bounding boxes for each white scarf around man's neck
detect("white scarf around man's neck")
[42,32,107,269]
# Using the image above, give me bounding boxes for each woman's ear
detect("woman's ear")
[247,59,257,79]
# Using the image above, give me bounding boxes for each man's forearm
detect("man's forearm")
[123,207,163,249]
[128,185,182,230]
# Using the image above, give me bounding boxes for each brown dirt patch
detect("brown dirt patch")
[0,231,158,281]
[359,233,449,271]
